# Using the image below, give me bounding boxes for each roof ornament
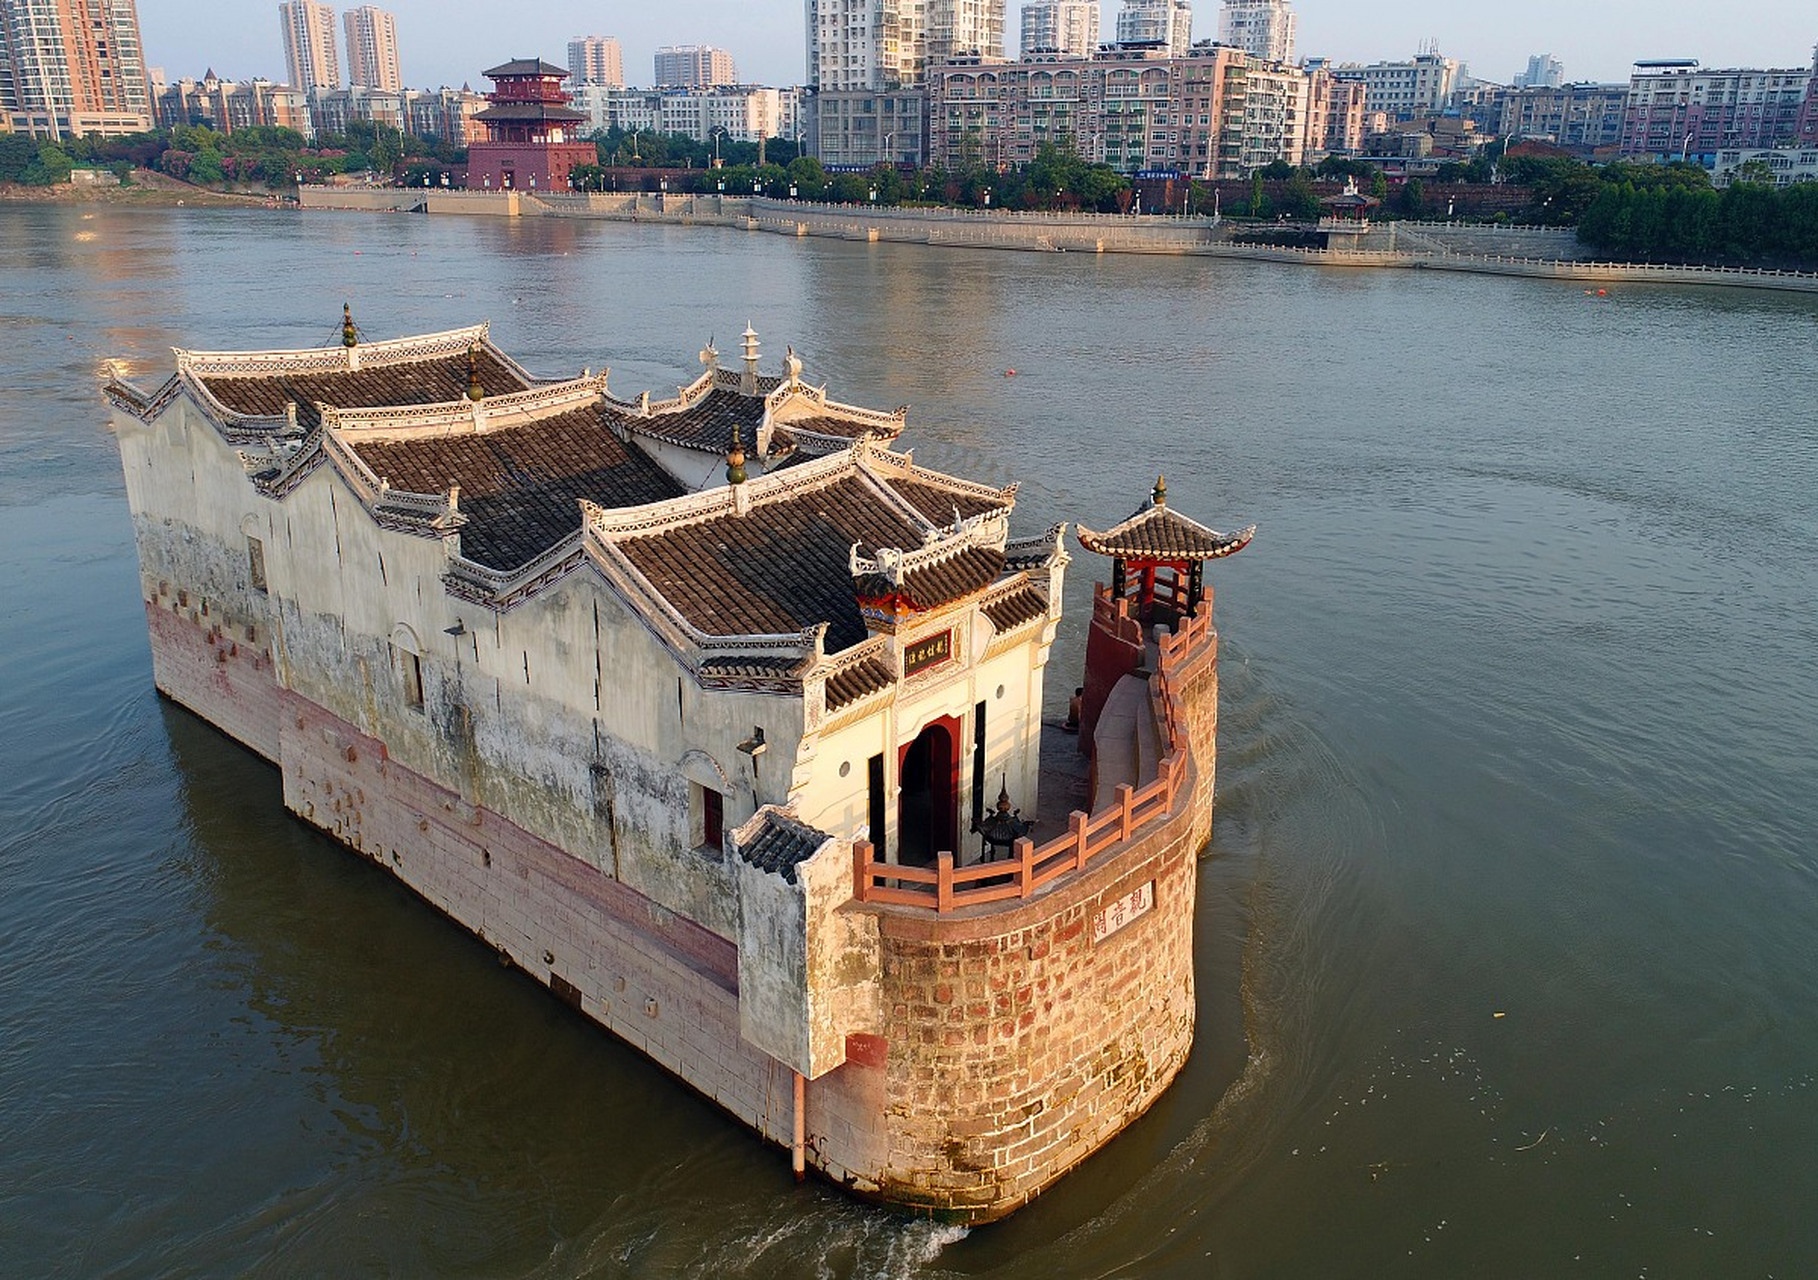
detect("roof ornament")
[1152,475,1167,508]
[700,336,719,371]
[465,347,486,402]
[341,303,358,349]
[784,345,803,386]
[741,323,760,397]
[726,424,747,486]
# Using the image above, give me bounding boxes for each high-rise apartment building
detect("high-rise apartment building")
[805,0,922,91]
[804,0,1004,166]
[925,0,1004,66]
[343,5,400,93]
[1217,0,1293,65]
[1620,58,1814,161]
[804,0,1004,90]
[567,35,624,88]
[279,0,340,96]
[1114,0,1191,56]
[653,44,738,88]
[930,42,1321,177]
[0,0,152,138]
[1513,53,1563,90]
[1019,2,1098,58]
[1333,51,1460,120]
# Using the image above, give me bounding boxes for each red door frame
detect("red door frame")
[899,713,963,860]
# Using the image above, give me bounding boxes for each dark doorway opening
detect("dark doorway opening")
[898,718,959,867]
[867,753,886,862]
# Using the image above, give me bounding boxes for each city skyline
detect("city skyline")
[133,0,1813,91]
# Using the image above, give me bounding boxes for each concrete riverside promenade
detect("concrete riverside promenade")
[298,185,1818,294]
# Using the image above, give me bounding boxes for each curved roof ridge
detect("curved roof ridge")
[1076,501,1256,561]
[323,375,609,440]
[175,323,493,374]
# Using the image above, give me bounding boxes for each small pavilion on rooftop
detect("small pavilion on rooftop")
[1073,478,1254,743]
[1075,477,1253,629]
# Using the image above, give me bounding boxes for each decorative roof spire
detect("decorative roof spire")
[1152,475,1167,507]
[726,425,747,485]
[341,303,358,349]
[741,323,760,396]
[784,344,803,385]
[700,337,719,371]
[466,347,485,402]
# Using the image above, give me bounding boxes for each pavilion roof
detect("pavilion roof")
[166,324,538,428]
[1076,496,1254,561]
[474,102,587,124]
[483,58,569,79]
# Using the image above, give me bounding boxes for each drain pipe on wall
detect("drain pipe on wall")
[793,1070,806,1182]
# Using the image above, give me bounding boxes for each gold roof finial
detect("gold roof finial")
[466,346,485,402]
[726,425,747,485]
[1152,475,1167,507]
[341,302,357,349]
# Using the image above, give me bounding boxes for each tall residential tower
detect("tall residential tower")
[343,5,401,93]
[0,0,152,137]
[567,35,624,88]
[278,0,340,95]
[653,44,738,87]
[1217,0,1293,64]
[925,0,1004,66]
[1114,0,1191,56]
[1019,2,1099,58]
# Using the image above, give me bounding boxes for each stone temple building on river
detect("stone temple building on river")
[104,316,1252,1221]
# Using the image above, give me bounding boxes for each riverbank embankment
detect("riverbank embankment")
[295,185,1818,294]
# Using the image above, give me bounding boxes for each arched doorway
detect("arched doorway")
[898,717,959,867]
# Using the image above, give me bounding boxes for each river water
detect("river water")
[2,204,1815,1278]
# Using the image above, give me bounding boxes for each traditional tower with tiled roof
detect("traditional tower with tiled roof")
[466,56,596,192]
[1075,476,1254,626]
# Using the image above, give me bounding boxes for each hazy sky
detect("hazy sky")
[138,0,1815,91]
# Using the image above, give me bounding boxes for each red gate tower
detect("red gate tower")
[466,58,594,192]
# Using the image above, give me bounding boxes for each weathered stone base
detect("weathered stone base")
[145,597,1211,1222]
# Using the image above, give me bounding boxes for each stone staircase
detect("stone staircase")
[1091,659,1166,814]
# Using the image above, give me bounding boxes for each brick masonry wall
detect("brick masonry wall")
[863,631,1219,1221]
[146,591,282,763]
[145,591,1225,1222]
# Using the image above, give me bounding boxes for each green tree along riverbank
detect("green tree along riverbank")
[6,122,1815,269]
[573,135,1136,214]
[0,122,465,191]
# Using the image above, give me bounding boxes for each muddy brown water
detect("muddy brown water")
[2,204,1816,1277]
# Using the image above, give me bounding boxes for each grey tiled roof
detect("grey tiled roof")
[609,388,766,455]
[615,474,930,651]
[484,58,569,78]
[1076,503,1255,561]
[348,404,685,569]
[736,812,832,884]
[983,583,1047,633]
[200,349,528,418]
[852,545,1005,611]
[826,655,894,710]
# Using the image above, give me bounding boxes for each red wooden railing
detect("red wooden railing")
[853,593,1216,913]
